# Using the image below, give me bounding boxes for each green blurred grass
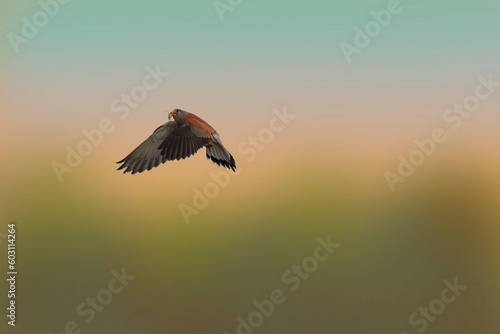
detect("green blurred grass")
[1,159,499,333]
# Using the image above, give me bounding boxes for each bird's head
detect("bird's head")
[168,109,185,121]
[168,109,179,121]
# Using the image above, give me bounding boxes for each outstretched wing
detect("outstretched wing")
[117,121,177,174]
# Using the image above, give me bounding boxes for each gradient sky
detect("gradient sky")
[2,0,500,125]
[1,0,500,222]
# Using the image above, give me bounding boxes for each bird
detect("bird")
[116,109,236,174]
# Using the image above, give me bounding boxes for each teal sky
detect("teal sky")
[1,0,499,125]
[3,0,499,76]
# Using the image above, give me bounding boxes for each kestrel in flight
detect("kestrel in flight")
[117,109,236,174]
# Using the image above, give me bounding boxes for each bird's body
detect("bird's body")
[117,109,236,174]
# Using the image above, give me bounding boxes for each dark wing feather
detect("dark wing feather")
[158,125,211,160]
[116,121,177,174]
[206,138,237,172]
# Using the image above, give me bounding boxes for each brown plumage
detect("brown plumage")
[117,109,236,174]
[185,113,215,133]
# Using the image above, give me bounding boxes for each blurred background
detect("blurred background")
[1,0,499,333]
